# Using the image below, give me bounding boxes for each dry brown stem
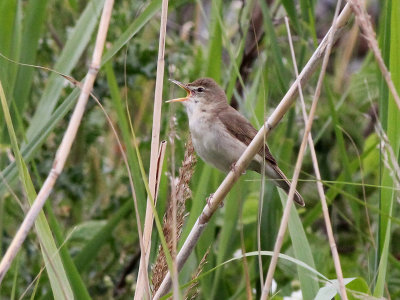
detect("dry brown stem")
[262,1,346,297]
[135,0,169,298]
[347,0,400,110]
[0,0,115,284]
[183,247,209,300]
[153,4,353,299]
[152,138,196,292]
[285,15,347,300]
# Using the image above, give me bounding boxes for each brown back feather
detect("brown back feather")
[217,106,277,165]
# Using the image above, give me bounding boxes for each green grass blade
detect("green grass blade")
[13,0,49,115]
[377,0,391,130]
[210,184,243,299]
[26,0,105,141]
[278,190,319,299]
[281,0,300,32]
[104,61,145,214]
[41,201,91,299]
[375,0,400,296]
[164,250,333,299]
[299,0,317,46]
[259,0,289,92]
[326,87,360,228]
[102,0,162,65]
[0,1,18,97]
[0,88,78,195]
[374,222,391,297]
[10,253,20,300]
[7,1,22,100]
[179,165,218,297]
[0,81,73,299]
[74,200,132,271]
[303,138,379,228]
[1,1,161,196]
[315,278,355,300]
[180,165,212,244]
[206,0,222,82]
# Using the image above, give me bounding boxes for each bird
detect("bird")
[166,77,304,206]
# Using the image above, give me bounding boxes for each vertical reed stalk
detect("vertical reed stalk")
[0,0,115,284]
[134,0,169,298]
[261,2,344,298]
[153,5,352,298]
[285,15,347,300]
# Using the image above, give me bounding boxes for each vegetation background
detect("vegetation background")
[0,0,399,299]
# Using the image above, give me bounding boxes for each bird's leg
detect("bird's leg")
[206,193,214,207]
[230,162,246,175]
[206,193,224,208]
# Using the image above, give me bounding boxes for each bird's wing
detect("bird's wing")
[218,106,277,165]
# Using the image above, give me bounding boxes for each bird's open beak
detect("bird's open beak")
[166,79,191,103]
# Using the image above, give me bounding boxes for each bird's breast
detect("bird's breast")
[188,113,253,172]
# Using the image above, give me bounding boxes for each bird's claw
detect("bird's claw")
[230,162,246,175]
[206,193,214,207]
[206,193,224,208]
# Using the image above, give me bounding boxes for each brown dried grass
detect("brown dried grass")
[152,137,197,292]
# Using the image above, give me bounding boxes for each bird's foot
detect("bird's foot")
[206,193,224,208]
[206,193,214,207]
[230,162,246,175]
[230,162,238,173]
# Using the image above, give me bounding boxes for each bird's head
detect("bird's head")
[167,78,227,113]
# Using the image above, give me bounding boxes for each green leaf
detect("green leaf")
[315,278,355,300]
[375,0,400,296]
[0,1,18,94]
[74,201,132,272]
[206,0,222,82]
[279,190,319,299]
[13,0,49,114]
[68,220,108,242]
[101,0,162,65]
[281,0,300,32]
[210,184,244,299]
[0,0,160,196]
[0,89,79,195]
[26,0,105,141]
[347,277,370,300]
[1,80,73,299]
[259,0,289,92]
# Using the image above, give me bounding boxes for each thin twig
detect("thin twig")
[134,0,169,298]
[0,0,115,284]
[376,124,400,195]
[168,115,179,298]
[261,1,344,298]
[347,0,400,111]
[19,227,77,299]
[340,125,375,247]
[93,92,151,297]
[284,15,347,300]
[239,205,253,300]
[153,4,353,299]
[152,138,196,293]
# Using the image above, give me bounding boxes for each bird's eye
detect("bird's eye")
[197,87,205,92]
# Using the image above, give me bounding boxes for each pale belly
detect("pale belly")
[183,106,299,202]
[189,115,263,173]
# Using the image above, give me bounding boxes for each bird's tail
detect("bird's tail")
[270,165,305,207]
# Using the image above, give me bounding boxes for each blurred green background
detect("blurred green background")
[0,0,399,299]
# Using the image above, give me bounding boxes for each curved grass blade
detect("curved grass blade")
[278,190,319,299]
[26,0,105,141]
[0,81,73,299]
